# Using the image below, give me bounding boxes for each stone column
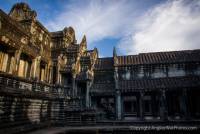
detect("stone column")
[30,56,41,80]
[45,66,49,82]
[116,90,122,120]
[12,49,22,75]
[43,64,48,81]
[181,89,189,119]
[86,80,90,108]
[72,74,76,97]
[114,65,121,120]
[6,54,11,73]
[48,66,52,84]
[160,90,168,120]
[139,91,144,120]
[30,58,36,78]
[0,52,4,70]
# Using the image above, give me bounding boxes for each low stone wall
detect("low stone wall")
[0,94,66,133]
[0,73,67,134]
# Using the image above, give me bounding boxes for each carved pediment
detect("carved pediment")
[9,3,37,21]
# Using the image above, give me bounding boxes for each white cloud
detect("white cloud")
[46,0,136,45]
[118,0,200,55]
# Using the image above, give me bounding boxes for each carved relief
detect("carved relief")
[30,23,37,35]
[9,3,37,21]
[40,43,44,56]
[80,35,87,55]
[86,69,93,79]
[39,31,44,41]
[63,27,75,47]
[30,25,37,45]
[1,36,9,44]
[57,54,67,84]
[71,62,76,78]
[20,37,28,44]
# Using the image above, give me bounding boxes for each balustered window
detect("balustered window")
[168,64,185,77]
[18,53,32,78]
[94,71,113,83]
[0,45,14,73]
[123,96,137,114]
[144,96,152,114]
[150,64,167,78]
[120,67,131,80]
[40,62,46,81]
[0,52,8,72]
[196,64,200,75]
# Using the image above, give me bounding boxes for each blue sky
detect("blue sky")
[0,0,200,57]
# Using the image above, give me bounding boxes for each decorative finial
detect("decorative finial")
[113,46,117,57]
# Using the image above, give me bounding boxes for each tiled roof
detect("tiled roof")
[94,58,113,70]
[66,44,79,52]
[117,49,200,66]
[80,56,91,65]
[76,72,86,80]
[90,82,115,96]
[76,71,93,81]
[118,76,200,92]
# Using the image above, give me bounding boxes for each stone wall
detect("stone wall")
[0,73,67,134]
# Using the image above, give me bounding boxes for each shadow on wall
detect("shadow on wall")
[0,95,53,133]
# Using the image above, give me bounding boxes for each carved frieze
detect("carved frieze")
[20,37,28,44]
[1,36,9,43]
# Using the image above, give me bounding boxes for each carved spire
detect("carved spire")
[9,2,37,21]
[94,47,99,58]
[113,46,117,57]
[63,27,76,45]
[80,35,87,48]
[113,47,118,66]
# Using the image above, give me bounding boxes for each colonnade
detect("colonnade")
[116,89,191,120]
[0,45,53,83]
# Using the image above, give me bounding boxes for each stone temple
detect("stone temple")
[0,2,200,134]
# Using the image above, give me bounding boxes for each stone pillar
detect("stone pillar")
[86,80,90,108]
[116,90,122,120]
[30,58,36,78]
[30,56,41,80]
[0,52,4,71]
[44,64,48,81]
[12,49,22,75]
[160,90,168,120]
[48,66,53,84]
[45,66,49,82]
[181,89,189,119]
[114,65,121,120]
[139,91,144,120]
[6,54,11,73]
[72,74,76,97]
